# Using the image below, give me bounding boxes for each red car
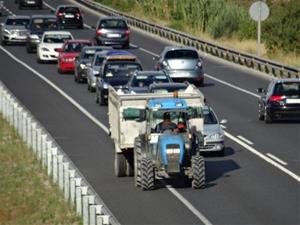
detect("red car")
[57,39,93,73]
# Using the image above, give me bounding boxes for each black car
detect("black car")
[18,0,43,9]
[258,79,300,123]
[126,71,172,93]
[25,15,58,53]
[95,56,142,105]
[55,5,84,29]
[94,17,130,49]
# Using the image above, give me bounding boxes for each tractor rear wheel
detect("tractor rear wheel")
[114,152,127,177]
[141,157,155,191]
[191,155,205,189]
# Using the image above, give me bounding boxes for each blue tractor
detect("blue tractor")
[132,98,205,190]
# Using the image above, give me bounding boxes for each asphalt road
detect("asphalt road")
[0,0,299,224]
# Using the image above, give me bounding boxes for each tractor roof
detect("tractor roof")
[148,98,187,110]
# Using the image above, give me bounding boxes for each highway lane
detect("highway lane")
[1,0,299,224]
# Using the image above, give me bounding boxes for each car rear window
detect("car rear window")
[273,82,300,96]
[6,18,30,26]
[104,63,141,78]
[58,7,80,14]
[43,34,72,43]
[98,19,127,29]
[132,75,169,87]
[64,42,91,52]
[165,49,198,59]
[30,18,57,29]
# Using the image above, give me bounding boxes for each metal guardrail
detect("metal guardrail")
[0,81,120,225]
[76,0,299,79]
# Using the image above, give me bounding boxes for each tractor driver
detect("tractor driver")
[155,112,177,133]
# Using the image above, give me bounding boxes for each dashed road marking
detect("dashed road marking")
[266,153,288,166]
[237,135,254,145]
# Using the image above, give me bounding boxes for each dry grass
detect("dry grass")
[0,115,82,225]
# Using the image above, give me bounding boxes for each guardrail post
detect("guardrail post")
[41,134,47,168]
[27,116,32,147]
[83,195,95,225]
[36,128,42,160]
[97,215,110,225]
[63,162,70,201]
[13,103,19,130]
[69,171,77,206]
[17,107,23,136]
[90,205,103,225]
[46,142,54,175]
[58,155,64,191]
[76,186,88,216]
[22,111,28,141]
[52,152,58,184]
[31,122,37,153]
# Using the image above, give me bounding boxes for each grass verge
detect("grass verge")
[0,115,82,225]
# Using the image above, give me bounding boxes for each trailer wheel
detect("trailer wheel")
[191,155,205,189]
[134,137,142,187]
[141,157,155,191]
[114,152,127,177]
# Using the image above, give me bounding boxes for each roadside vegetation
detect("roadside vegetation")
[96,0,300,68]
[0,116,82,225]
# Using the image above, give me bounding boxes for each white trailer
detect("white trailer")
[108,84,205,177]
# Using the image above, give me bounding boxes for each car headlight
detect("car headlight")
[79,63,86,69]
[3,29,10,35]
[30,34,39,40]
[42,47,49,52]
[103,83,109,89]
[197,61,202,68]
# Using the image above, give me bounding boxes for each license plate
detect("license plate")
[286,99,300,104]
[166,148,180,154]
[27,1,35,4]
[107,33,121,38]
[65,14,75,18]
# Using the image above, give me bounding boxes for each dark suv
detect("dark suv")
[94,17,130,49]
[258,79,300,123]
[55,5,84,29]
[18,0,43,9]
[25,15,58,53]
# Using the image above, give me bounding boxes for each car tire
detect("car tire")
[57,68,63,74]
[37,58,43,64]
[95,92,99,103]
[1,40,7,46]
[217,148,225,157]
[18,4,23,9]
[264,113,272,123]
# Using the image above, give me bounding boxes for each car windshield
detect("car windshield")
[165,49,198,59]
[103,63,142,78]
[43,34,72,43]
[203,109,218,125]
[95,56,104,66]
[6,18,29,26]
[273,82,300,97]
[99,19,127,29]
[150,85,187,93]
[30,18,58,30]
[58,7,80,14]
[64,42,91,53]
[131,74,170,87]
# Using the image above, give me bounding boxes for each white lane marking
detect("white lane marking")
[2,5,16,16]
[166,185,213,225]
[237,135,254,145]
[0,45,212,225]
[0,46,109,134]
[266,153,288,166]
[220,124,226,129]
[43,1,92,29]
[225,131,300,183]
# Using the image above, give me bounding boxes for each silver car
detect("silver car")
[200,106,226,155]
[86,51,107,92]
[0,15,30,45]
[155,46,204,86]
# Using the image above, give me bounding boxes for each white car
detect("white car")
[37,31,73,63]
[200,106,227,156]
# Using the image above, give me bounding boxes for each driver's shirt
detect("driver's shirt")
[156,121,177,133]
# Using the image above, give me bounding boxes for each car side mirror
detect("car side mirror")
[55,48,63,52]
[220,119,227,125]
[257,88,265,93]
